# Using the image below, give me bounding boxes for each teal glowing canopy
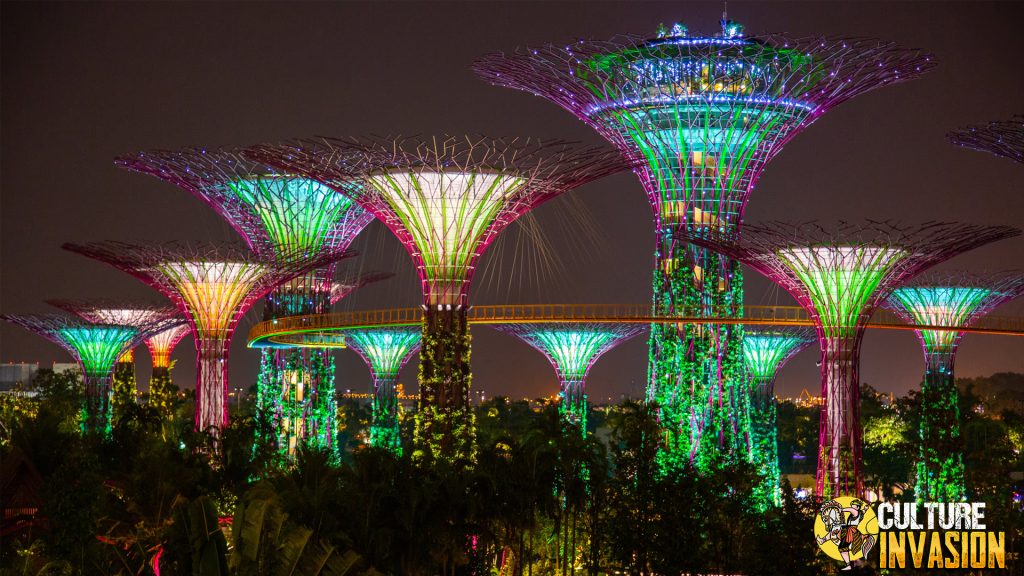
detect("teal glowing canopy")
[345,328,422,380]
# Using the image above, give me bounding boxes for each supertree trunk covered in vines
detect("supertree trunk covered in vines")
[415,306,475,464]
[649,245,748,472]
[918,355,965,502]
[148,365,177,415]
[111,357,137,423]
[371,374,402,453]
[83,373,113,436]
[749,376,779,507]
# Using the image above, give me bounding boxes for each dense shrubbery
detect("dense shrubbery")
[2,372,1024,575]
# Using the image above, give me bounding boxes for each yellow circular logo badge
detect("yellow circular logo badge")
[814,497,879,569]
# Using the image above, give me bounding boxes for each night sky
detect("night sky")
[2,1,1023,403]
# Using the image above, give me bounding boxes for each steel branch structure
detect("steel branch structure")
[473,22,935,473]
[116,147,374,458]
[62,241,345,436]
[887,271,1024,502]
[2,312,181,435]
[144,323,192,412]
[948,116,1024,164]
[742,326,815,506]
[344,327,422,454]
[330,272,394,306]
[247,135,627,464]
[47,299,181,422]
[687,220,1019,497]
[494,323,646,433]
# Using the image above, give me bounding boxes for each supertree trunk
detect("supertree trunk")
[371,374,401,453]
[83,373,113,436]
[111,359,137,423]
[304,348,337,451]
[416,306,475,464]
[196,337,230,435]
[749,376,780,507]
[149,365,176,414]
[649,237,748,472]
[917,353,965,502]
[561,379,587,435]
[817,331,864,498]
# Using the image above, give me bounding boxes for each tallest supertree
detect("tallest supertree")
[474,20,934,471]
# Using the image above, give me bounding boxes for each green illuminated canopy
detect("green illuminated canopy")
[225,176,364,256]
[345,328,421,380]
[57,326,140,377]
[777,246,906,335]
[890,286,991,353]
[496,323,646,384]
[743,329,814,382]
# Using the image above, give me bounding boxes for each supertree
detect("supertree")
[2,312,182,434]
[474,20,934,473]
[493,323,646,433]
[247,135,627,463]
[886,271,1024,502]
[686,221,1019,496]
[143,323,192,413]
[949,116,1024,164]
[46,299,181,421]
[742,326,815,506]
[343,327,422,454]
[115,147,374,458]
[62,241,346,436]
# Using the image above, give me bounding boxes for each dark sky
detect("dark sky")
[2,1,1023,403]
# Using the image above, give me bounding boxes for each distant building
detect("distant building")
[0,363,38,391]
[51,363,79,375]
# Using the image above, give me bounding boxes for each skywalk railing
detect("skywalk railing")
[249,303,1024,348]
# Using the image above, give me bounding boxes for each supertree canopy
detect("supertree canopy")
[246,135,627,464]
[116,147,374,459]
[887,271,1024,502]
[742,326,815,506]
[62,241,346,436]
[344,327,422,454]
[949,116,1024,164]
[47,299,181,422]
[473,22,935,473]
[687,221,1019,497]
[494,323,646,433]
[143,323,192,413]
[2,312,182,435]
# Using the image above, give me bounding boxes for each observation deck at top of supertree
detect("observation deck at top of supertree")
[344,327,422,454]
[1,312,183,435]
[61,241,350,436]
[742,325,815,506]
[949,116,1024,165]
[886,270,1024,502]
[493,323,647,432]
[246,135,628,464]
[684,220,1021,498]
[473,21,935,235]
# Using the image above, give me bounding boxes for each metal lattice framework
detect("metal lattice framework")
[46,299,183,419]
[949,116,1024,164]
[1,312,182,435]
[344,327,422,455]
[247,135,627,463]
[474,23,935,474]
[145,324,192,369]
[887,271,1024,502]
[494,323,646,432]
[330,271,394,306]
[62,241,346,435]
[742,326,815,506]
[686,220,1020,497]
[116,146,375,457]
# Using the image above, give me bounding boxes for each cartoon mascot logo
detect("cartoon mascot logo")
[814,497,879,570]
